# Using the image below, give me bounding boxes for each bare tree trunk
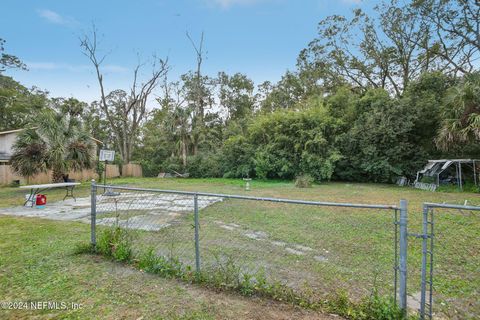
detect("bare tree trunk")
[187,32,205,156]
[181,138,187,168]
[52,168,64,183]
[193,141,198,156]
[80,25,168,166]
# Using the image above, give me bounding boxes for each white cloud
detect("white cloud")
[37,9,79,27]
[26,62,128,73]
[206,0,266,9]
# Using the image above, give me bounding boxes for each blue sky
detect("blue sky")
[2,0,367,103]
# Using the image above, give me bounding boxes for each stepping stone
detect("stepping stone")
[245,230,268,240]
[314,255,328,262]
[293,244,313,252]
[285,247,304,255]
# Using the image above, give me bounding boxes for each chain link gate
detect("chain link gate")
[418,202,480,319]
[89,180,409,314]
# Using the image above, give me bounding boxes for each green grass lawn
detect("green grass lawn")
[1,178,479,319]
[0,216,339,320]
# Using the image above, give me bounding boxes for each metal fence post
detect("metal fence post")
[194,193,200,274]
[419,204,429,319]
[91,179,97,247]
[399,199,408,314]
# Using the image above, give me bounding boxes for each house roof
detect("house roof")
[0,129,27,135]
[0,128,103,144]
[90,137,103,145]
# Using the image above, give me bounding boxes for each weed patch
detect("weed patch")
[83,239,410,320]
[295,174,314,188]
[96,227,133,262]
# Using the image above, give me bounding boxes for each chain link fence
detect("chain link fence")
[196,197,403,302]
[418,203,480,320]
[86,182,480,318]
[90,182,407,310]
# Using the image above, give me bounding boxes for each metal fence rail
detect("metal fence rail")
[90,181,408,313]
[419,202,480,320]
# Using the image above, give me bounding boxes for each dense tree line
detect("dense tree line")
[133,70,479,183]
[132,0,480,182]
[2,0,480,183]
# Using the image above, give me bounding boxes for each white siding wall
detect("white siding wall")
[0,132,18,157]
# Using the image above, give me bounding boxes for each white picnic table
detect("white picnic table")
[20,182,81,207]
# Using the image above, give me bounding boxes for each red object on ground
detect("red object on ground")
[36,194,47,206]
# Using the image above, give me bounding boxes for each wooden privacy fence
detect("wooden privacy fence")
[122,163,142,177]
[0,165,98,185]
[0,165,23,185]
[105,164,120,178]
[0,163,143,186]
[0,164,133,186]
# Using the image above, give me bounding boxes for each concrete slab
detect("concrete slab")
[0,192,222,231]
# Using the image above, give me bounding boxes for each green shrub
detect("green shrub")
[333,88,429,183]
[73,242,96,255]
[323,290,408,320]
[295,174,314,188]
[138,248,189,279]
[161,156,183,174]
[139,158,162,177]
[95,161,105,182]
[248,107,341,180]
[356,293,405,320]
[186,154,223,178]
[220,135,256,178]
[91,243,409,319]
[97,227,133,262]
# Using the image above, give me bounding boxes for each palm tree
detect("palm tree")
[10,105,95,182]
[436,73,480,150]
[165,106,192,168]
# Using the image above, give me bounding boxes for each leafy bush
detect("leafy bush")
[220,135,256,178]
[356,293,405,320]
[138,248,188,279]
[139,158,162,177]
[95,161,105,182]
[334,88,427,183]
[248,106,341,180]
[254,148,295,179]
[295,174,314,188]
[300,151,342,182]
[97,227,133,262]
[186,154,223,178]
[87,243,408,319]
[161,156,184,174]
